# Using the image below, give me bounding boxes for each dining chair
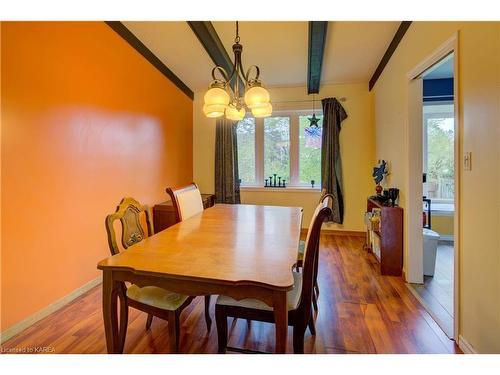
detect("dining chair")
[166,182,204,222]
[214,198,332,354]
[166,183,212,331]
[105,197,198,353]
[296,189,333,312]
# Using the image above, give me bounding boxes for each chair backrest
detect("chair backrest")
[166,183,204,222]
[298,196,332,311]
[105,197,153,256]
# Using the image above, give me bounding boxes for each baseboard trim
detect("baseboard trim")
[0,275,102,344]
[302,228,365,237]
[458,335,477,354]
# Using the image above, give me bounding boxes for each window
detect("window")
[299,115,322,185]
[236,117,256,185]
[264,116,290,183]
[237,111,322,188]
[423,103,454,202]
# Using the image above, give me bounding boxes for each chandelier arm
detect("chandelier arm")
[244,65,260,85]
[211,66,230,84]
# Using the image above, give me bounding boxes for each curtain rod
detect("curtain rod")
[272,97,347,104]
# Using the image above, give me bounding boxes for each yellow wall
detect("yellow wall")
[432,214,454,237]
[193,83,375,231]
[373,21,500,353]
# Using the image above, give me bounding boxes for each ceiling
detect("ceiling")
[423,53,454,80]
[124,21,400,93]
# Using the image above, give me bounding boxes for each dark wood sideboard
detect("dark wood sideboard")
[153,194,216,233]
[366,198,403,276]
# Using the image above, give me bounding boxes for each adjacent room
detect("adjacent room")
[411,53,456,339]
[1,16,499,358]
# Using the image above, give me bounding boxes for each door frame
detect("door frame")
[404,32,460,340]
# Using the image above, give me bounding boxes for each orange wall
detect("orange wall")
[1,22,193,331]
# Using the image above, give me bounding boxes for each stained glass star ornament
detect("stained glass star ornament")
[308,113,321,127]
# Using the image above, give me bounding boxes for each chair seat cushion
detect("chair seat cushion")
[126,284,190,311]
[216,271,303,311]
[297,240,306,261]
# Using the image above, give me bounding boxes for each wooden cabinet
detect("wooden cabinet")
[366,198,403,276]
[153,194,215,233]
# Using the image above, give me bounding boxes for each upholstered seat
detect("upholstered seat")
[127,285,190,311]
[216,271,303,311]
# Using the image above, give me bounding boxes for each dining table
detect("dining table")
[97,203,303,353]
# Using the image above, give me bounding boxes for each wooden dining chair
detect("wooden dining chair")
[105,197,197,353]
[166,183,212,331]
[215,198,332,354]
[166,183,204,222]
[296,189,333,312]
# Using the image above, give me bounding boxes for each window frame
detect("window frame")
[237,109,323,189]
[422,102,455,204]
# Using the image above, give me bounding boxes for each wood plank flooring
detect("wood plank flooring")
[409,242,454,338]
[1,235,461,354]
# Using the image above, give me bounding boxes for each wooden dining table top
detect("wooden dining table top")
[97,204,303,290]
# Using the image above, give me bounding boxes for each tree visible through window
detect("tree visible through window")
[299,115,322,185]
[236,117,256,185]
[424,104,454,201]
[264,117,290,183]
[236,111,323,188]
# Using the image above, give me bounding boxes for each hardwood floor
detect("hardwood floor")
[408,242,454,338]
[1,235,460,354]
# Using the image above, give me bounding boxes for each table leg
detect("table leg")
[102,270,120,353]
[273,291,288,353]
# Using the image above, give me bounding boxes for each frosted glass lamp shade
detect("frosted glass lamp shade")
[251,103,273,118]
[225,106,245,121]
[244,86,270,108]
[204,87,230,107]
[203,104,225,118]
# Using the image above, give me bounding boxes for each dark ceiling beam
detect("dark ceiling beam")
[187,21,244,90]
[105,21,194,99]
[307,21,328,95]
[368,21,412,91]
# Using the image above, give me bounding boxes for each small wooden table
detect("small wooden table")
[97,204,303,353]
[366,198,403,276]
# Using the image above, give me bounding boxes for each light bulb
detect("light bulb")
[225,106,245,121]
[203,104,225,118]
[252,103,273,118]
[204,87,230,107]
[244,85,270,108]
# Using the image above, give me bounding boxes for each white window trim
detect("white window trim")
[422,104,454,202]
[239,109,323,189]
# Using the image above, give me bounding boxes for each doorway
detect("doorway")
[404,34,459,341]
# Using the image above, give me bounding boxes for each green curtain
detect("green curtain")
[215,118,241,204]
[321,97,348,223]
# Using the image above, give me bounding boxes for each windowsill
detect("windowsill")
[240,186,321,193]
[430,202,454,216]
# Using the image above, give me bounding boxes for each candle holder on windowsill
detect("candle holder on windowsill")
[264,173,287,188]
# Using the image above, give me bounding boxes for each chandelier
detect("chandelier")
[203,21,272,121]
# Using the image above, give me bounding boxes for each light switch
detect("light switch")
[463,152,472,171]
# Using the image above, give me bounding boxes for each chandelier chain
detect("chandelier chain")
[235,21,240,43]
[203,21,271,120]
